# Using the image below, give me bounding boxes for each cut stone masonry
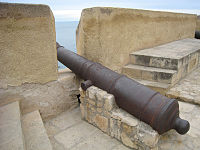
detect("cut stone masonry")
[123,38,200,94]
[80,86,200,150]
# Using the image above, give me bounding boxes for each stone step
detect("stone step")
[0,101,25,150]
[130,38,200,71]
[133,79,170,95]
[22,110,52,150]
[122,64,178,84]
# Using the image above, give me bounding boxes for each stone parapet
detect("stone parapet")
[80,86,160,149]
[0,3,57,86]
[196,16,200,31]
[76,7,197,72]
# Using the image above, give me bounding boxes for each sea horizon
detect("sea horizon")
[55,21,79,69]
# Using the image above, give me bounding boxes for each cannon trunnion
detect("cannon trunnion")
[57,42,190,135]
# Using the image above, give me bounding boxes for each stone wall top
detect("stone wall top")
[0,2,57,87]
[76,7,197,72]
[0,2,51,18]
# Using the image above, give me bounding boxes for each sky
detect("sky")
[1,0,200,21]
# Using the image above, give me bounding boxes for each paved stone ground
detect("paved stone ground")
[158,101,200,150]
[44,67,200,150]
[44,101,200,150]
[167,67,200,105]
[44,107,131,150]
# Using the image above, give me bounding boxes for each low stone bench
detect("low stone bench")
[80,86,200,150]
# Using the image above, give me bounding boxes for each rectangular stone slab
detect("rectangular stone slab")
[22,110,52,150]
[130,38,200,70]
[122,64,177,84]
[0,101,25,150]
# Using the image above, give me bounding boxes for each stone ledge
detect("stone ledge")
[80,86,200,150]
[0,69,80,121]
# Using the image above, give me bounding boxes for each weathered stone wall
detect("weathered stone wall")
[80,86,160,149]
[76,7,197,72]
[197,16,200,31]
[0,3,58,87]
[80,86,200,150]
[0,69,80,120]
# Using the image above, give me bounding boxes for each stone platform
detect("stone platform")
[123,38,200,94]
[44,107,130,150]
[167,67,200,105]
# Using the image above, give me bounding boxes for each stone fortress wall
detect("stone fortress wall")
[0,3,58,87]
[0,3,79,120]
[76,7,197,72]
[196,16,200,31]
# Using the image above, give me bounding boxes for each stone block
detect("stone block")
[88,99,96,106]
[123,64,177,84]
[130,39,200,70]
[87,86,97,100]
[97,101,104,107]
[137,122,159,148]
[110,118,121,140]
[0,3,57,86]
[121,132,138,149]
[94,114,109,133]
[97,107,103,113]
[104,94,116,111]
[96,89,107,102]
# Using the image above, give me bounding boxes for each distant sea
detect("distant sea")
[55,21,79,69]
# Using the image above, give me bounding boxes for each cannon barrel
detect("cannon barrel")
[57,42,190,135]
[195,31,200,39]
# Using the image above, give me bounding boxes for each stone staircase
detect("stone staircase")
[0,101,52,150]
[122,38,200,94]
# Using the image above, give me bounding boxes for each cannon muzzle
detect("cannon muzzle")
[57,42,190,135]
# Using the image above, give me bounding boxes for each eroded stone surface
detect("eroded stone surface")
[0,69,80,120]
[0,3,57,86]
[80,86,160,149]
[79,86,200,150]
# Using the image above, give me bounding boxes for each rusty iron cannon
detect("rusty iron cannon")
[57,42,190,135]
